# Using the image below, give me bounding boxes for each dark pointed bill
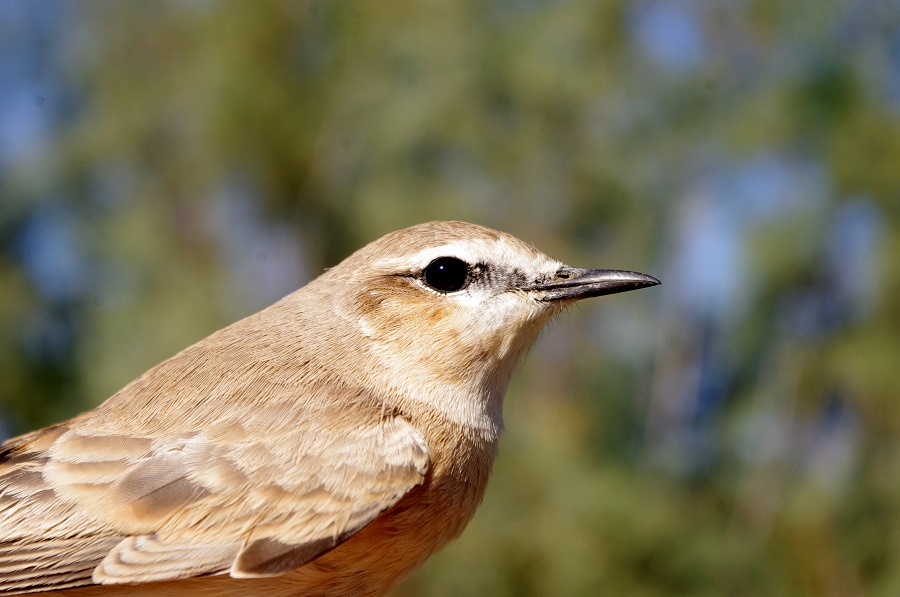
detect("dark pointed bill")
[527,267,660,302]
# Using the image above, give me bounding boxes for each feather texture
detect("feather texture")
[0,376,430,592]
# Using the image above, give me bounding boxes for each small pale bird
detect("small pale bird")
[0,221,658,596]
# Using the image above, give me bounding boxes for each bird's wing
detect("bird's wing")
[0,400,430,592]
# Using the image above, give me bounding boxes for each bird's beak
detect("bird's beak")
[527,267,660,302]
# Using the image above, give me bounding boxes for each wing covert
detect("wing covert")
[0,402,431,591]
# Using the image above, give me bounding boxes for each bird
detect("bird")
[0,221,659,596]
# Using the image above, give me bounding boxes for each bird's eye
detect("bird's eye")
[422,257,470,293]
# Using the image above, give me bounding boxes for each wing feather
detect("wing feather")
[96,535,239,583]
[0,393,430,592]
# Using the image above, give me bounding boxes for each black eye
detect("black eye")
[422,257,470,292]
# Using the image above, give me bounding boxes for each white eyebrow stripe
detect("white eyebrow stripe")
[410,243,485,269]
[373,237,563,280]
[374,241,488,272]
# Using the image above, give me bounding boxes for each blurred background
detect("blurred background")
[1,1,898,595]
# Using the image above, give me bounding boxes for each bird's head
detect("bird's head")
[304,221,658,433]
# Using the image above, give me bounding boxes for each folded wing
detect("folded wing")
[0,398,430,593]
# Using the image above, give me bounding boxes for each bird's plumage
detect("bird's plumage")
[0,221,658,596]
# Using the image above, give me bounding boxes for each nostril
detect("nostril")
[556,271,570,280]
